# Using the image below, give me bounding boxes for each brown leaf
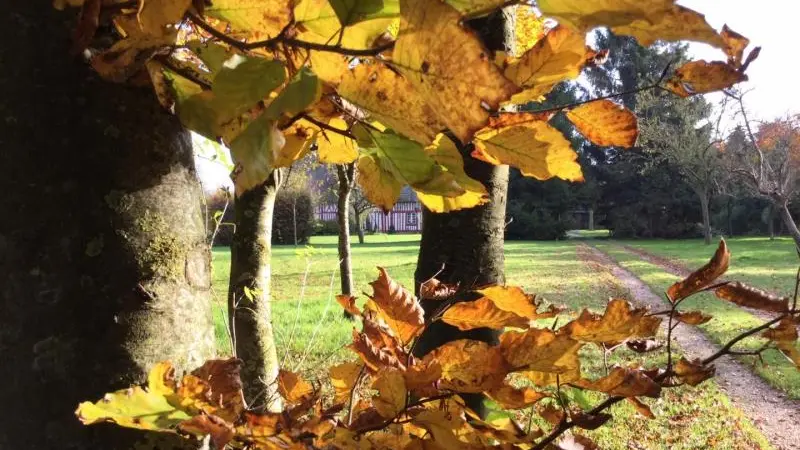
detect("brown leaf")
[178,414,235,449]
[675,310,713,325]
[368,267,425,345]
[441,297,531,331]
[71,0,101,54]
[177,358,245,422]
[714,282,790,313]
[721,25,750,67]
[675,358,715,386]
[403,361,442,398]
[421,339,508,393]
[336,294,362,317]
[348,330,406,372]
[666,61,748,97]
[572,367,661,398]
[571,411,611,430]
[627,397,655,419]
[763,317,799,343]
[350,407,386,432]
[500,328,582,376]
[233,411,284,444]
[419,278,458,301]
[538,404,564,426]
[486,383,547,410]
[562,299,661,344]
[566,100,638,148]
[558,433,600,450]
[474,285,559,320]
[278,369,314,404]
[667,239,730,302]
[372,369,407,419]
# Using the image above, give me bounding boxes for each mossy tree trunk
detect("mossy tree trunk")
[336,164,356,299]
[0,3,216,449]
[228,171,285,411]
[412,10,513,419]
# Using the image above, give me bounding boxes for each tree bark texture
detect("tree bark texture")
[412,11,512,418]
[699,191,712,245]
[778,201,800,250]
[353,207,366,244]
[0,3,216,449]
[768,204,776,240]
[229,171,284,411]
[337,164,355,297]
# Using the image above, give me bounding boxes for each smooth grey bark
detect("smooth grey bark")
[337,164,356,297]
[0,3,215,448]
[228,171,284,411]
[778,201,800,250]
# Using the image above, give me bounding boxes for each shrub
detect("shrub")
[273,189,314,245]
[505,202,569,240]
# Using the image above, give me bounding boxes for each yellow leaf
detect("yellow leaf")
[368,267,425,345]
[422,339,508,393]
[356,152,404,211]
[474,119,584,182]
[316,118,359,164]
[442,297,530,331]
[512,5,546,57]
[403,361,442,398]
[538,0,674,32]
[475,285,557,320]
[504,25,587,104]
[721,25,750,67]
[338,62,443,145]
[229,113,285,194]
[566,100,638,148]
[411,409,465,449]
[278,369,314,404]
[499,328,582,374]
[393,0,519,143]
[76,386,191,431]
[611,4,724,48]
[205,0,294,40]
[148,361,178,396]
[294,0,397,50]
[274,119,318,168]
[444,0,509,16]
[674,358,715,386]
[668,239,729,302]
[666,60,747,98]
[486,383,547,410]
[372,369,407,418]
[330,362,363,403]
[416,135,488,212]
[572,367,661,398]
[561,299,661,344]
[137,0,192,36]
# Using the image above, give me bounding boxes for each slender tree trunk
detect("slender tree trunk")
[229,171,284,411]
[768,204,776,240]
[337,164,355,297]
[699,190,712,245]
[0,3,215,448]
[588,207,595,231]
[353,207,366,244]
[727,196,734,236]
[778,201,800,249]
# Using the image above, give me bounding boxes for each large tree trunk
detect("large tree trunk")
[0,3,216,449]
[336,164,355,297]
[778,201,800,250]
[229,171,284,411]
[698,190,712,245]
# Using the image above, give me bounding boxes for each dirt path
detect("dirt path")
[578,243,800,450]
[616,244,776,322]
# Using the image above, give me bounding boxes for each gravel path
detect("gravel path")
[579,243,800,450]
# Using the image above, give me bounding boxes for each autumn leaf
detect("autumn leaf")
[416,134,489,212]
[330,362,363,403]
[627,397,655,419]
[186,41,233,76]
[721,25,750,67]
[71,0,101,54]
[393,0,519,143]
[372,369,407,418]
[294,0,397,50]
[442,297,530,331]
[714,282,790,313]
[367,267,425,345]
[336,294,362,317]
[264,67,321,118]
[410,409,465,449]
[274,119,318,167]
[148,361,178,396]
[537,0,674,31]
[666,61,747,98]
[205,0,294,40]
[418,277,458,302]
[486,383,547,410]
[356,151,404,212]
[137,0,192,36]
[566,100,639,148]
[474,119,584,182]
[316,118,359,164]
[228,113,285,194]
[178,414,235,449]
[571,411,612,430]
[349,330,407,372]
[499,328,582,375]
[475,285,558,320]
[762,318,800,367]
[76,386,191,432]
[421,339,508,393]
[278,369,314,404]
[667,239,729,302]
[177,358,246,422]
[403,361,442,397]
[561,299,661,344]
[572,367,661,398]
[675,310,713,325]
[212,54,286,117]
[674,358,715,386]
[233,412,284,445]
[610,4,724,49]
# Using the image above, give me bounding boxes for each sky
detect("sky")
[196,1,800,192]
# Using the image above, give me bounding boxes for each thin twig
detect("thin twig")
[347,365,367,426]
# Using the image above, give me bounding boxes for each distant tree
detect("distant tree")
[351,184,374,244]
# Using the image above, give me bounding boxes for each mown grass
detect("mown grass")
[594,241,800,399]
[211,235,772,449]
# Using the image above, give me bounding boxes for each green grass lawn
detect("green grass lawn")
[595,240,800,399]
[210,235,772,449]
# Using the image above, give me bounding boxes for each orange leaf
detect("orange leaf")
[368,267,425,345]
[572,367,661,398]
[234,411,284,445]
[500,328,582,375]
[561,299,661,344]
[486,383,547,410]
[675,310,713,325]
[403,361,442,398]
[762,317,800,367]
[674,358,715,386]
[178,414,235,449]
[336,294,362,317]
[421,339,508,393]
[410,409,465,450]
[329,362,363,404]
[419,277,458,301]
[371,369,407,419]
[627,397,655,419]
[666,61,747,98]
[667,239,730,302]
[475,285,559,320]
[714,282,790,313]
[348,330,406,372]
[441,297,531,331]
[721,25,750,67]
[566,100,638,148]
[278,369,314,404]
[177,358,245,422]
